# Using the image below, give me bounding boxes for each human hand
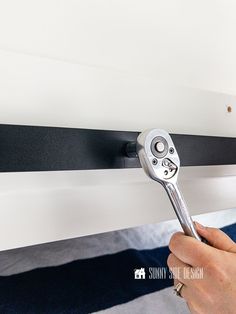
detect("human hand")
[167,222,236,314]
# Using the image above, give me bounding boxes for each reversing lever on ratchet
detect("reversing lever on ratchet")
[126,129,203,242]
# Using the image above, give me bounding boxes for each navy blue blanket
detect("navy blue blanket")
[0,223,235,314]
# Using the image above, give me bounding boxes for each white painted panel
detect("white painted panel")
[0,166,236,251]
[0,0,236,94]
[0,50,236,136]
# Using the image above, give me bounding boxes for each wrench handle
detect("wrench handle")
[164,182,202,241]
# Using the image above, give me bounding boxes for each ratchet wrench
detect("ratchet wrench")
[126,129,202,241]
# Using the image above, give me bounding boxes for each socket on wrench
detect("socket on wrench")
[126,129,202,241]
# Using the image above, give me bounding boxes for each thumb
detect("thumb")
[195,221,236,253]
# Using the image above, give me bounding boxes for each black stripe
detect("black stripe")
[0,247,171,314]
[0,124,236,172]
[0,223,235,313]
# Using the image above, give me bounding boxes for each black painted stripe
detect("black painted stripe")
[0,223,235,313]
[0,124,236,172]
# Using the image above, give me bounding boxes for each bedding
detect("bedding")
[0,208,235,314]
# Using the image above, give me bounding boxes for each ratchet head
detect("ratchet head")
[136,129,180,185]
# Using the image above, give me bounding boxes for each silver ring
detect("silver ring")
[173,282,184,298]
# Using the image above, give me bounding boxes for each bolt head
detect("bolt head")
[155,141,165,153]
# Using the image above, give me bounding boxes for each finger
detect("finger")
[173,280,203,313]
[195,222,236,253]
[169,232,217,267]
[167,253,192,284]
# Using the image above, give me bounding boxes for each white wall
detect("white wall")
[0,0,236,250]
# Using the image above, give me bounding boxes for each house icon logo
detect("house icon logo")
[134,268,146,279]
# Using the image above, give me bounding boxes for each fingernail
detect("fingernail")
[194,221,206,230]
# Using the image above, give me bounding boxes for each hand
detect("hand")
[167,222,236,314]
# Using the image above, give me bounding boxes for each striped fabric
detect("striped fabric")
[0,208,235,314]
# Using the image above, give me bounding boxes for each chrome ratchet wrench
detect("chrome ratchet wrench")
[126,129,202,241]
